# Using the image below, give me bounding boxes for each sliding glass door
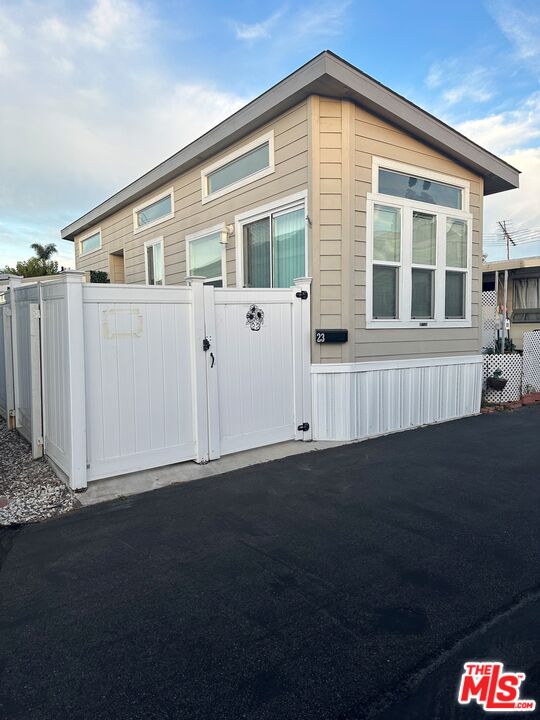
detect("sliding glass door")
[243,204,305,288]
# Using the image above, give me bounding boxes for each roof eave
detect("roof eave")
[61,51,520,241]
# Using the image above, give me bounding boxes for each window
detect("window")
[133,189,174,232]
[512,278,540,322]
[202,132,274,203]
[372,205,400,318]
[144,238,164,285]
[368,159,472,327]
[186,226,227,287]
[79,229,101,256]
[236,193,307,288]
[513,278,540,310]
[378,168,463,210]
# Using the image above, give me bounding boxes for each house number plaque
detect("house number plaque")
[315,329,348,344]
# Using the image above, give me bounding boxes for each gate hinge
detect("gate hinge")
[31,306,41,319]
[202,338,210,351]
[297,422,310,432]
[295,290,308,300]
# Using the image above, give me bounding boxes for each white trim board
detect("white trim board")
[311,355,484,373]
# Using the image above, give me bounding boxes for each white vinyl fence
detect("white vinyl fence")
[0,272,312,491]
[0,302,7,419]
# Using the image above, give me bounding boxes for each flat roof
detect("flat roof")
[483,257,540,273]
[62,50,520,241]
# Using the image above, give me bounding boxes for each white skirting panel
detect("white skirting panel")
[312,355,484,441]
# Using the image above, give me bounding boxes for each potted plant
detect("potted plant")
[486,368,507,391]
[522,383,540,404]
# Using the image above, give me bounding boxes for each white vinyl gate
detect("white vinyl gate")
[204,286,311,458]
[83,284,199,481]
[0,273,312,490]
[13,286,43,458]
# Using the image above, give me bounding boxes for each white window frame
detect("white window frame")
[133,187,174,234]
[144,237,165,286]
[372,157,470,211]
[79,227,102,257]
[201,131,275,205]
[185,223,228,287]
[234,190,308,288]
[367,159,472,329]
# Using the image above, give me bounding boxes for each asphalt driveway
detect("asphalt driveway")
[1,406,540,719]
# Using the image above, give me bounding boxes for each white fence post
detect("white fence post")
[29,302,43,458]
[6,277,22,429]
[63,271,88,490]
[294,277,313,441]
[187,277,210,463]
[203,284,220,461]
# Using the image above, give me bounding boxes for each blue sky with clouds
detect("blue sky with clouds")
[1,0,540,267]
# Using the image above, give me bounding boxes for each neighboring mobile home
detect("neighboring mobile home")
[62,51,519,442]
[483,257,540,350]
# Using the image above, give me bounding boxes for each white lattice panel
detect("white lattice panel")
[522,331,540,392]
[482,291,497,351]
[483,354,522,402]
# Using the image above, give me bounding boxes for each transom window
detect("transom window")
[236,194,306,288]
[378,168,463,210]
[186,226,227,287]
[79,229,101,256]
[368,160,471,328]
[144,238,164,285]
[133,189,174,232]
[202,132,274,203]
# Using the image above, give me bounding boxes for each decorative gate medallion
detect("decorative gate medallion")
[246,304,264,331]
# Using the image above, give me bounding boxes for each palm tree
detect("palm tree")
[31,243,57,262]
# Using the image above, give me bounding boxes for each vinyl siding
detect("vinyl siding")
[308,96,484,363]
[75,101,309,287]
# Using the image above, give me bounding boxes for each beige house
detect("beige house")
[483,257,540,350]
[63,51,519,375]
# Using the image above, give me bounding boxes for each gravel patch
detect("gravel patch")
[0,418,79,526]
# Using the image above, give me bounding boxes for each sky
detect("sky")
[1,0,540,268]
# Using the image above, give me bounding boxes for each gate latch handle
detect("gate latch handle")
[202,338,210,352]
[210,352,215,368]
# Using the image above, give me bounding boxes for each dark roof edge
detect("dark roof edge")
[62,51,520,241]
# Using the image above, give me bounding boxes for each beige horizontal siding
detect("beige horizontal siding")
[352,103,483,362]
[75,101,309,287]
[307,96,484,364]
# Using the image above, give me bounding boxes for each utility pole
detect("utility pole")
[498,220,516,260]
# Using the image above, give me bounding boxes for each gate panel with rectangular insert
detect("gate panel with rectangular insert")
[204,284,310,457]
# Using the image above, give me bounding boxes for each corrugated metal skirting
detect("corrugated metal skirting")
[312,356,483,441]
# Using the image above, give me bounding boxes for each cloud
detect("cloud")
[456,92,540,155]
[484,148,540,259]
[425,61,493,106]
[234,11,282,41]
[455,90,540,258]
[233,1,350,44]
[488,0,540,66]
[0,0,246,267]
